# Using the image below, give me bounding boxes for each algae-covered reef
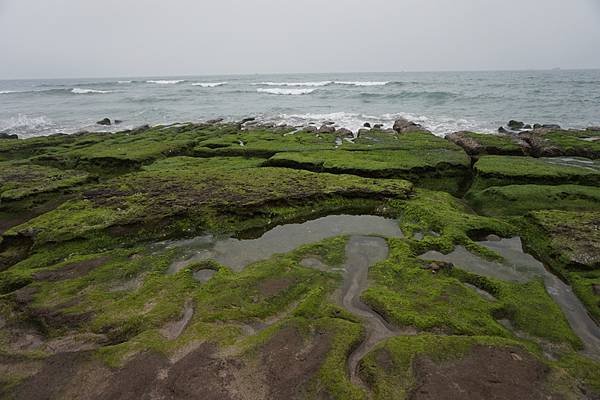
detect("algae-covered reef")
[0,121,599,399]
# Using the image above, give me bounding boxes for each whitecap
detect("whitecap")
[0,114,55,137]
[146,80,185,84]
[71,88,112,94]
[0,90,17,94]
[254,81,332,87]
[118,80,132,84]
[334,81,389,86]
[191,82,228,87]
[257,88,316,95]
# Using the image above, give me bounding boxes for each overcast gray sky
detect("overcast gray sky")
[1,0,600,79]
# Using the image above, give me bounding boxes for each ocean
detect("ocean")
[1,69,599,138]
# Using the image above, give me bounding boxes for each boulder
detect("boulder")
[302,126,318,133]
[373,124,384,129]
[446,131,484,155]
[523,124,532,130]
[508,120,525,130]
[318,125,336,134]
[96,118,111,126]
[363,122,371,128]
[393,117,426,134]
[0,132,18,140]
[533,123,543,129]
[336,128,353,138]
[498,127,509,134]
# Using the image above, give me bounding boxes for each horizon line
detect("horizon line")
[1,67,599,81]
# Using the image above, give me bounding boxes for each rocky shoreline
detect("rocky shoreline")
[0,118,599,399]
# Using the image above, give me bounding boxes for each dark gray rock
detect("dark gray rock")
[240,117,256,125]
[336,128,353,137]
[498,127,509,134]
[508,120,525,130]
[523,124,532,130]
[542,124,561,130]
[0,132,18,140]
[533,123,542,129]
[363,122,371,128]
[302,126,318,133]
[206,118,224,124]
[96,118,111,126]
[393,117,427,134]
[318,125,336,134]
[373,124,384,129]
[114,119,123,125]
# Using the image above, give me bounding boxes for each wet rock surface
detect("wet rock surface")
[1,122,600,399]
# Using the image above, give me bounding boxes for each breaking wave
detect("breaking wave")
[191,82,228,87]
[146,80,185,84]
[257,88,316,95]
[71,88,113,94]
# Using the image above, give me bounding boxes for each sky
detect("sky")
[1,0,600,79]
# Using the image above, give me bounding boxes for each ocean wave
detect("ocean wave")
[71,88,112,94]
[334,81,390,86]
[191,82,228,87]
[118,80,133,84]
[254,81,332,87]
[146,80,185,84]
[359,90,459,101]
[0,115,55,136]
[257,88,316,95]
[0,90,17,95]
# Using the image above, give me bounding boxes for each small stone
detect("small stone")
[523,124,532,130]
[373,124,384,129]
[303,126,318,133]
[363,122,371,128]
[96,118,111,126]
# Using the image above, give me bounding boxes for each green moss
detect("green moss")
[543,130,600,158]
[472,156,600,190]
[467,184,600,216]
[0,161,92,202]
[4,157,411,249]
[452,131,525,155]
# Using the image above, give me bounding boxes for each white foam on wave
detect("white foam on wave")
[146,80,185,84]
[118,80,132,84]
[258,111,493,136]
[254,81,332,87]
[192,82,228,87]
[257,88,316,95]
[0,90,17,94]
[334,81,389,86]
[71,88,112,94]
[0,114,55,137]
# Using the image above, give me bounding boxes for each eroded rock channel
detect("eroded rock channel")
[420,236,600,359]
